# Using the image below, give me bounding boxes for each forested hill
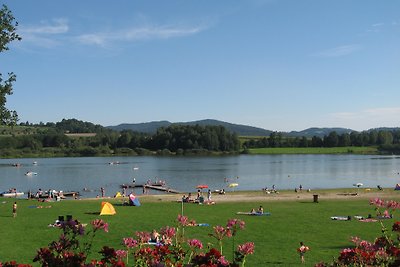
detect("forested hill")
[107,119,273,136]
[287,127,354,138]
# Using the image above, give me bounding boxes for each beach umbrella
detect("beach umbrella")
[196,184,209,189]
[228,183,239,191]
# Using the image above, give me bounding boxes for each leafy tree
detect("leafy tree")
[0,4,21,125]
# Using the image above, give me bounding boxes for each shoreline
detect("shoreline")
[78,187,400,203]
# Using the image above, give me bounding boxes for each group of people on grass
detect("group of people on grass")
[182,189,214,203]
[250,205,264,214]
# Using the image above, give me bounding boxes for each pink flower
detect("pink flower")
[115,249,127,259]
[213,225,227,240]
[91,219,109,232]
[187,239,203,249]
[226,218,245,236]
[227,218,245,230]
[370,198,385,208]
[350,236,360,245]
[237,242,255,255]
[123,237,138,248]
[160,226,176,239]
[135,231,151,244]
[386,200,400,210]
[218,256,229,266]
[177,214,189,226]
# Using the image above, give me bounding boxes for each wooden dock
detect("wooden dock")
[120,184,180,194]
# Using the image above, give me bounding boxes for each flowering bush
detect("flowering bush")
[0,214,254,267]
[316,198,400,267]
[119,215,254,267]
[32,218,116,267]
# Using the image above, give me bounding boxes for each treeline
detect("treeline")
[0,122,240,157]
[242,130,400,153]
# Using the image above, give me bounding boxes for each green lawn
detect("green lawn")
[0,195,397,266]
[247,146,378,154]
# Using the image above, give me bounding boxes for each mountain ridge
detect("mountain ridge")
[107,119,356,137]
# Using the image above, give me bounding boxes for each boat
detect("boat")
[25,171,38,176]
[0,191,24,197]
[29,190,79,199]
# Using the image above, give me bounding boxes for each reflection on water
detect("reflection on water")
[0,154,399,198]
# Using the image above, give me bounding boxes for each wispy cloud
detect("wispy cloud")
[313,44,361,58]
[17,18,207,49]
[366,22,385,33]
[20,18,69,34]
[18,18,69,48]
[76,24,207,47]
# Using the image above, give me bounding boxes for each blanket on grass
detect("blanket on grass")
[236,212,271,216]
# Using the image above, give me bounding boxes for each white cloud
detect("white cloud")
[76,24,206,46]
[18,18,69,48]
[313,44,361,58]
[20,18,69,34]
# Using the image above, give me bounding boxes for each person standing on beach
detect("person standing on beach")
[12,202,17,218]
[101,187,105,198]
[297,241,310,264]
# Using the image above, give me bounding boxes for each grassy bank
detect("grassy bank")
[247,146,378,154]
[1,189,399,266]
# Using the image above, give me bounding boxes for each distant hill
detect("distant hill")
[287,127,354,138]
[107,120,360,137]
[108,121,171,133]
[107,119,273,136]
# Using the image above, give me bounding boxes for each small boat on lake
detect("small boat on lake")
[0,191,24,197]
[25,171,38,176]
[29,190,79,199]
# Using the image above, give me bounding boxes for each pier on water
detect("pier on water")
[120,183,180,194]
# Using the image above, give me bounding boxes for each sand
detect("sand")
[135,188,400,203]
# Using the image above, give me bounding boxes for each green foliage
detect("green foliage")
[243,129,400,154]
[247,146,378,154]
[0,4,21,126]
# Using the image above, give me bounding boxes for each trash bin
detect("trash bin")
[313,194,319,203]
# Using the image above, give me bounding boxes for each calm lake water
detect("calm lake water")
[1,154,400,198]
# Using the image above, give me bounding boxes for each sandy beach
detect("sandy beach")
[132,187,400,203]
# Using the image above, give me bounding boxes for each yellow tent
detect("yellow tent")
[100,201,116,215]
[115,192,123,198]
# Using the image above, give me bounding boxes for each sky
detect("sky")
[1,0,399,132]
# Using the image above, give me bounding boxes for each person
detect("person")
[207,189,212,201]
[257,205,264,214]
[101,187,105,198]
[197,189,201,200]
[297,241,310,263]
[12,202,17,218]
[250,208,256,214]
[257,206,264,214]
[150,229,160,243]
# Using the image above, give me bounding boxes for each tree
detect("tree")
[0,4,21,125]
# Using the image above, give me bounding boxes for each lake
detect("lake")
[1,154,400,198]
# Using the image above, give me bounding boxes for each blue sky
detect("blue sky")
[2,0,399,131]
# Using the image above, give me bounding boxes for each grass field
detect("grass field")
[0,190,398,266]
[247,146,378,154]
